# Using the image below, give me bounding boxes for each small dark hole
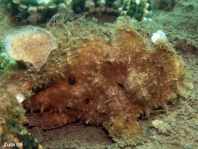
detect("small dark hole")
[153,106,163,110]
[25,108,31,114]
[85,98,90,104]
[32,109,41,113]
[32,84,47,93]
[137,113,147,121]
[23,123,33,129]
[116,82,124,89]
[68,75,76,85]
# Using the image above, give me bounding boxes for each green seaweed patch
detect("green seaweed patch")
[17,133,40,149]
[0,53,18,73]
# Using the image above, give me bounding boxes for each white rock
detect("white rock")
[151,30,168,44]
[16,94,25,103]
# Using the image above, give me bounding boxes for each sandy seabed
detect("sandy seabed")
[0,0,198,149]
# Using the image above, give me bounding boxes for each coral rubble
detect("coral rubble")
[18,18,192,147]
[0,77,43,148]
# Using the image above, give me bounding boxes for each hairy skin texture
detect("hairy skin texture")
[24,26,191,147]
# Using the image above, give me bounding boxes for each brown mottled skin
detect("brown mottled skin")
[25,27,190,147]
